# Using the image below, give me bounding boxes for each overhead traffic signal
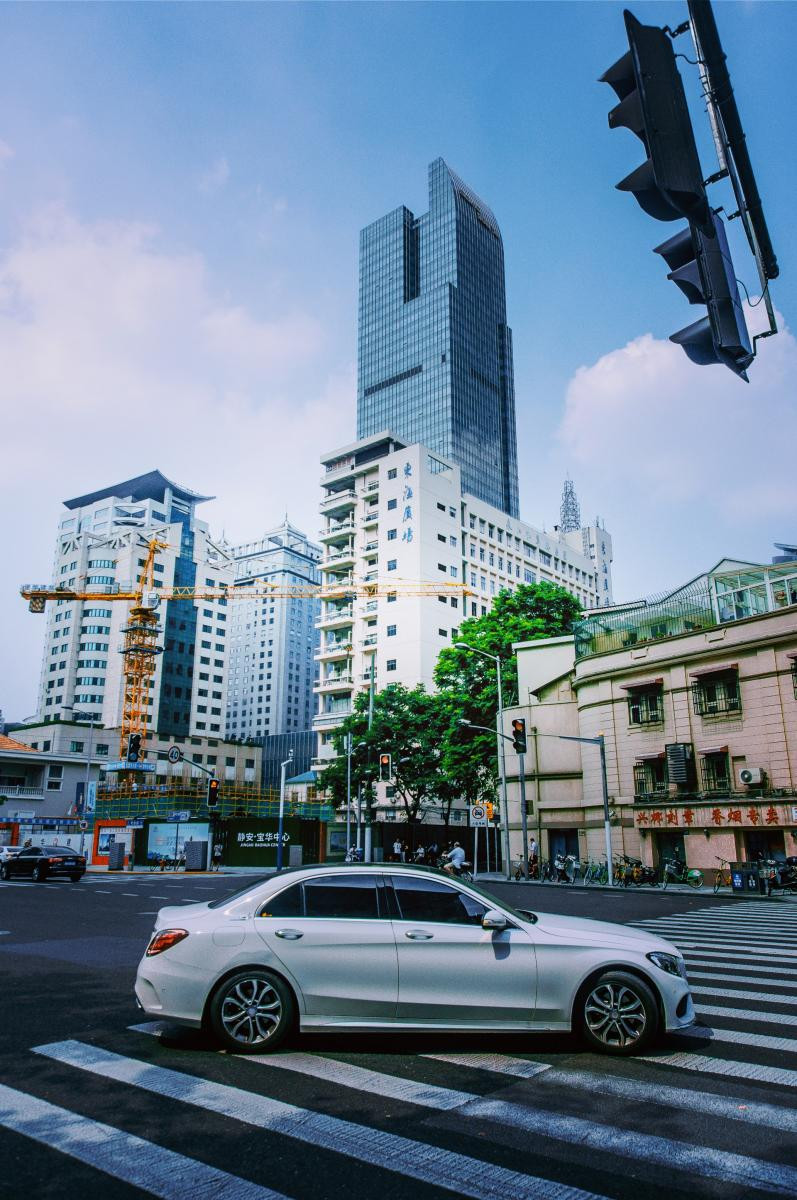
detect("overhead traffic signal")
[127,733,142,763]
[207,778,220,809]
[511,719,527,755]
[601,8,753,379]
[379,753,392,783]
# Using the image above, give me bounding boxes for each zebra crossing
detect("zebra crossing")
[1,899,796,1199]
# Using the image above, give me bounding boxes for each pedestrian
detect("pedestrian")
[402,841,409,863]
[414,845,426,864]
[22,838,32,849]
[427,841,438,868]
[392,838,402,863]
[212,841,223,871]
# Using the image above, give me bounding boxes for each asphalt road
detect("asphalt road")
[1,870,796,1200]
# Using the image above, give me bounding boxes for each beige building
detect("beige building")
[505,556,797,877]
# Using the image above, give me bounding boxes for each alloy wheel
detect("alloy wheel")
[219,977,283,1047]
[584,981,647,1049]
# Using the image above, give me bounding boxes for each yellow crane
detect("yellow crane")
[21,537,469,763]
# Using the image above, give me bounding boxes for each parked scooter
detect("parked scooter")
[344,846,364,863]
[554,852,578,883]
[621,854,659,888]
[762,856,797,896]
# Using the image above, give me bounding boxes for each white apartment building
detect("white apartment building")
[313,432,613,768]
[226,520,321,740]
[32,470,234,741]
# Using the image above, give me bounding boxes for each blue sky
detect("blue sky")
[1,1,795,718]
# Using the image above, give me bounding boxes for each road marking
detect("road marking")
[687,968,797,987]
[692,984,797,1005]
[683,953,797,974]
[0,932,9,936]
[33,1041,608,1200]
[121,893,138,897]
[93,889,112,894]
[0,1082,289,1200]
[423,1052,551,1079]
[676,942,797,958]
[675,1024,797,1053]
[642,1050,797,1087]
[694,1003,797,1027]
[238,1048,797,1194]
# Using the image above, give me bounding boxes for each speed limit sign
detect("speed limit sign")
[167,745,183,764]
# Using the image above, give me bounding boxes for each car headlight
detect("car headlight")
[647,951,687,979]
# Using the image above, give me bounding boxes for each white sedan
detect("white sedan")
[135,864,694,1056]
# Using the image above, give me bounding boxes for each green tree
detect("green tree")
[320,684,452,823]
[435,582,582,786]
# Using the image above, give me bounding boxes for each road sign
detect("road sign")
[126,819,145,830]
[104,760,156,773]
[470,804,488,828]
[78,820,88,831]
[167,746,183,764]
[168,811,192,822]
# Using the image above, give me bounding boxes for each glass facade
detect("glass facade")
[357,158,519,517]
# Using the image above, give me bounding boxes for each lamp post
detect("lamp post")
[276,750,294,871]
[62,706,96,859]
[454,643,510,879]
[546,731,615,888]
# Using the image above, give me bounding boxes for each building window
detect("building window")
[632,758,667,798]
[47,765,63,791]
[387,468,397,480]
[438,628,447,637]
[438,563,446,573]
[438,533,446,543]
[69,741,85,753]
[700,751,731,794]
[691,670,741,717]
[627,685,663,726]
[387,592,397,603]
[387,498,397,511]
[386,659,397,671]
[387,529,397,541]
[96,744,109,756]
[387,625,396,636]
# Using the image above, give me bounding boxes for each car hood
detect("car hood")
[530,910,680,956]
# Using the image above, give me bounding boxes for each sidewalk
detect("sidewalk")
[475,871,797,900]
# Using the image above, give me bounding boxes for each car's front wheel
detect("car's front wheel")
[578,970,658,1055]
[208,970,295,1054]
[31,865,46,883]
[0,864,9,881]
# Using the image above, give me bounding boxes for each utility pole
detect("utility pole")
[276,751,294,871]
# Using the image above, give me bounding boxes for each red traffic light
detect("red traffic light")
[510,719,527,754]
[207,778,220,808]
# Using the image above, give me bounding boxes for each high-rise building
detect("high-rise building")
[314,433,613,784]
[35,470,234,738]
[357,158,519,518]
[225,520,321,742]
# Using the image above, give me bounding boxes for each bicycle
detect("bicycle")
[661,857,704,890]
[713,856,733,893]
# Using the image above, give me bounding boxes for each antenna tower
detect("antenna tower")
[560,478,581,533]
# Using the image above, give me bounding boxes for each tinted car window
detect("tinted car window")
[258,883,304,919]
[21,848,41,857]
[392,877,488,925]
[303,875,380,920]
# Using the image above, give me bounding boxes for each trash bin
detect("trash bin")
[107,842,126,871]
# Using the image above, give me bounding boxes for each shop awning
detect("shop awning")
[620,677,663,691]
[634,751,666,762]
[697,745,728,756]
[689,663,738,678]
[787,652,797,661]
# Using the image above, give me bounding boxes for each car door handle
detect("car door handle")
[405,930,433,940]
[275,929,303,940]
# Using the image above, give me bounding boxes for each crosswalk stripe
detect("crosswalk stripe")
[234,1047,797,1194]
[692,984,797,1005]
[676,1024,797,1053]
[0,1082,287,1200]
[423,1052,551,1079]
[687,968,797,986]
[695,1003,797,1026]
[642,1050,797,1087]
[671,942,797,957]
[32,1040,607,1200]
[683,953,797,973]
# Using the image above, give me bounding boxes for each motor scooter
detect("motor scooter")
[763,856,797,895]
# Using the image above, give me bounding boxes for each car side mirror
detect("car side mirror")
[482,909,507,931]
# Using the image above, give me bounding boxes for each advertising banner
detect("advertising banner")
[146,821,210,863]
[224,818,304,867]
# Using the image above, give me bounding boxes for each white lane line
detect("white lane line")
[0,1082,288,1200]
[692,985,797,1005]
[683,953,797,974]
[121,893,138,897]
[237,1048,797,1195]
[0,932,9,936]
[33,1041,606,1200]
[424,1052,551,1079]
[688,969,797,987]
[695,1004,797,1026]
[676,1024,797,1053]
[151,896,170,899]
[93,889,111,894]
[642,1050,797,1088]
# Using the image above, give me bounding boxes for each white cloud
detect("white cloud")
[0,207,354,717]
[558,311,797,597]
[198,156,230,193]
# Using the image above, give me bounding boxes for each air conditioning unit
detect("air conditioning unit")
[738,767,765,786]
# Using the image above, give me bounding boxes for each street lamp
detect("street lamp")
[345,736,368,853]
[555,732,615,888]
[276,750,294,871]
[454,643,510,879]
[62,705,96,858]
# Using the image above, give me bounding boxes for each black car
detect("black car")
[0,845,86,883]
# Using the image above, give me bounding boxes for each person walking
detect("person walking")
[212,841,223,872]
[392,838,402,863]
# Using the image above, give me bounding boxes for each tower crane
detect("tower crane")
[21,536,470,764]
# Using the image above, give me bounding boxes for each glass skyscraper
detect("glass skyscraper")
[357,158,520,517]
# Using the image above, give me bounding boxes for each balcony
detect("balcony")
[361,509,379,526]
[316,605,354,630]
[319,520,355,543]
[359,479,380,496]
[360,600,378,616]
[363,540,379,554]
[318,673,353,692]
[320,489,357,514]
[324,545,355,567]
[361,634,378,649]
[0,784,46,801]
[316,640,352,661]
[315,707,352,727]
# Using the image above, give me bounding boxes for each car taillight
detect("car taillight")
[146,928,189,957]
[48,857,61,864]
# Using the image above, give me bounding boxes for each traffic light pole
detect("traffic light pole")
[517,752,529,880]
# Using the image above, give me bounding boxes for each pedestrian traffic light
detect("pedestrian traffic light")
[127,733,142,763]
[655,212,753,379]
[600,9,753,379]
[511,719,527,755]
[601,11,711,232]
[379,753,392,783]
[207,778,220,809]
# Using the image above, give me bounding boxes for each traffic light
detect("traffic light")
[127,733,142,763]
[511,719,527,755]
[601,9,753,379]
[379,753,392,783]
[655,212,753,378]
[601,11,710,232]
[207,778,220,809]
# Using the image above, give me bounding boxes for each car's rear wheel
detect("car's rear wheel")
[209,970,294,1053]
[0,864,9,881]
[70,874,82,883]
[31,865,46,883]
[578,970,658,1056]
